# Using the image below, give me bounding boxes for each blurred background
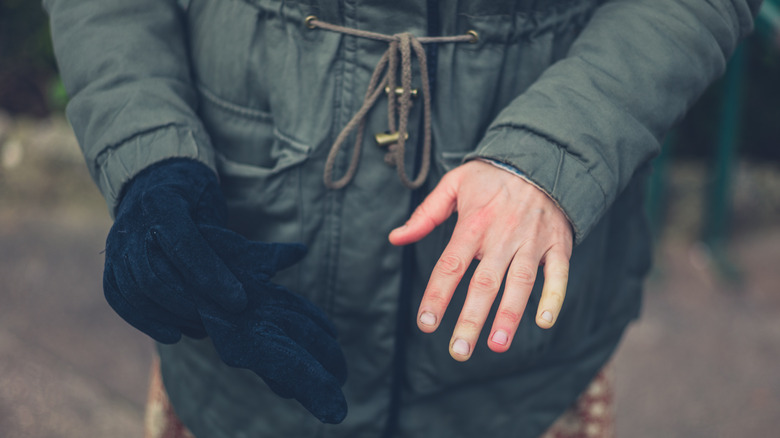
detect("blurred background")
[1,1,779,437]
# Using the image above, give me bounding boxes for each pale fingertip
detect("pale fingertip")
[450,338,471,360]
[419,311,437,327]
[536,310,555,329]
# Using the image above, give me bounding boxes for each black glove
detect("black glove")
[104,158,240,341]
[198,224,347,423]
[103,158,347,423]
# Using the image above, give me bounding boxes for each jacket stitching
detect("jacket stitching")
[197,82,273,120]
[488,124,609,202]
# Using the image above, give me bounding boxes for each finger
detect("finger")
[261,306,348,385]
[449,257,509,361]
[104,264,182,344]
[416,226,481,334]
[487,255,538,353]
[535,249,570,329]
[388,174,457,246]
[198,224,307,277]
[143,236,203,321]
[195,278,343,367]
[227,322,347,424]
[197,298,345,385]
[259,282,339,339]
[151,225,247,312]
[109,255,207,340]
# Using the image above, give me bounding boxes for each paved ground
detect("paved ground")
[613,232,780,437]
[1,115,779,437]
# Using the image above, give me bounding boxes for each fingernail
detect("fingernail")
[491,330,508,346]
[420,311,437,326]
[452,338,470,356]
[540,310,553,323]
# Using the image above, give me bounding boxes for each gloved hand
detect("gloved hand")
[102,158,347,423]
[198,224,347,424]
[103,158,240,342]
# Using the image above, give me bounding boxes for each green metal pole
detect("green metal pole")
[756,0,780,44]
[702,42,746,284]
[646,132,675,240]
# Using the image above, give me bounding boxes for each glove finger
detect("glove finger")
[198,224,307,278]
[151,225,247,313]
[197,297,341,369]
[258,305,347,385]
[198,309,347,423]
[269,311,347,385]
[251,323,348,424]
[104,264,182,344]
[257,283,339,339]
[109,255,207,340]
[143,233,202,322]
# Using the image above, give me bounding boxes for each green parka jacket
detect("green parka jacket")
[46,0,759,436]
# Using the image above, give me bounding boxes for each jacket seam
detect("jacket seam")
[196,82,273,120]
[457,0,595,18]
[487,124,610,202]
[95,123,181,170]
[552,148,564,194]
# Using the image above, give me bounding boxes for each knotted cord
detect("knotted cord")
[308,17,477,190]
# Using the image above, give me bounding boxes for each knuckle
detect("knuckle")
[508,264,537,287]
[470,270,500,293]
[548,265,570,279]
[496,308,524,326]
[546,259,570,277]
[423,291,450,309]
[435,253,464,276]
[550,238,574,254]
[456,317,481,332]
[545,292,564,307]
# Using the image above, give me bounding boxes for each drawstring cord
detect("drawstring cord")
[306,16,478,190]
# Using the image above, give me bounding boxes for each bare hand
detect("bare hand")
[388,160,573,361]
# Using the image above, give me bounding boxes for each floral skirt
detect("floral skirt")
[144,357,615,438]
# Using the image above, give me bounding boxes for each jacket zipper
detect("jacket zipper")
[382,1,441,436]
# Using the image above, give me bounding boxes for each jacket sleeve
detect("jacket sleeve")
[44,0,215,215]
[465,0,761,244]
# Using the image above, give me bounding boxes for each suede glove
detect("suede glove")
[103,158,239,342]
[198,224,348,423]
[103,158,347,423]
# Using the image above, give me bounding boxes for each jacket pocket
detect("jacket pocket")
[214,129,309,204]
[187,0,254,105]
[197,82,310,243]
[215,138,308,245]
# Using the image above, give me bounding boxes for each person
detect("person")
[44,0,760,436]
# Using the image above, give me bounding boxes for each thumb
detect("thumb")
[388,172,459,246]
